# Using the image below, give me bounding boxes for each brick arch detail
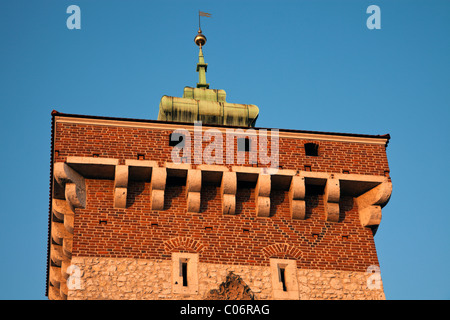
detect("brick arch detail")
[163,237,206,253]
[262,243,302,260]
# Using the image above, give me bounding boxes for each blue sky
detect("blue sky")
[0,0,449,300]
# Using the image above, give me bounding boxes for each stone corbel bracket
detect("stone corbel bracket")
[114,165,128,208]
[324,175,340,222]
[49,198,77,300]
[186,169,202,213]
[52,198,75,234]
[289,175,306,220]
[54,162,86,209]
[355,180,392,228]
[255,174,271,217]
[52,162,85,300]
[221,171,237,215]
[150,166,167,211]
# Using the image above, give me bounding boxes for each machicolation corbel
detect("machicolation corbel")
[355,180,392,228]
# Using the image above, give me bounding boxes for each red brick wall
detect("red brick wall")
[55,119,388,272]
[54,122,389,176]
[71,179,379,271]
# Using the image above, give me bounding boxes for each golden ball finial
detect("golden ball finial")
[194,29,207,47]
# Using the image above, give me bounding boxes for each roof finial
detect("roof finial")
[194,28,207,48]
[195,11,211,88]
[195,11,210,47]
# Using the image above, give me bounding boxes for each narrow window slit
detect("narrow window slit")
[279,266,287,292]
[181,261,188,287]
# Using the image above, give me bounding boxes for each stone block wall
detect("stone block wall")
[68,257,385,300]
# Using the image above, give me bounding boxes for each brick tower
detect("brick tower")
[46,26,392,300]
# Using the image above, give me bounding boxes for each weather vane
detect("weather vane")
[195,11,211,48]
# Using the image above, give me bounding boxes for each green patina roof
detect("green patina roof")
[157,32,259,127]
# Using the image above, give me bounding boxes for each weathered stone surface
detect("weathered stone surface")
[205,272,255,300]
[68,257,385,300]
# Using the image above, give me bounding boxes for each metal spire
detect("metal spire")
[194,11,211,89]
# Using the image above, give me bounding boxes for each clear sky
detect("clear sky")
[0,0,449,300]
